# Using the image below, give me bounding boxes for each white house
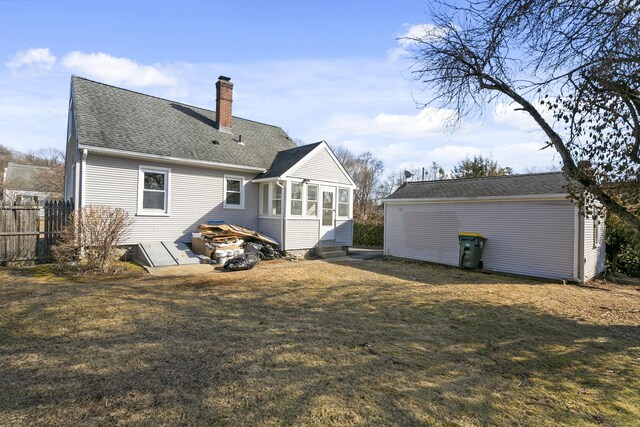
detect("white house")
[383,173,605,281]
[63,76,355,254]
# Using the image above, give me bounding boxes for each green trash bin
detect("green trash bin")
[458,232,486,269]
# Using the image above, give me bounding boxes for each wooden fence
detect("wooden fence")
[0,200,74,263]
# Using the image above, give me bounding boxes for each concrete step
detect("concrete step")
[315,245,342,254]
[316,250,347,259]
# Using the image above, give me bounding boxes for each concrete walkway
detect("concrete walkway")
[320,247,384,263]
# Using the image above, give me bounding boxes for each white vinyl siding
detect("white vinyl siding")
[335,219,353,246]
[84,154,259,243]
[259,217,282,245]
[285,219,320,250]
[384,200,576,280]
[583,214,606,279]
[289,146,352,185]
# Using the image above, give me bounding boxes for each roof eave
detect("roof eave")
[382,193,569,204]
[78,144,267,173]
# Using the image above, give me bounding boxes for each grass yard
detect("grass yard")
[1,259,639,426]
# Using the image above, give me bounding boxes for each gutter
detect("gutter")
[382,194,569,204]
[78,144,267,173]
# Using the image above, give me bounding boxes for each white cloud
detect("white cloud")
[326,108,456,139]
[6,48,56,71]
[388,23,445,61]
[62,51,178,87]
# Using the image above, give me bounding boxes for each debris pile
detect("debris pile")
[191,224,281,270]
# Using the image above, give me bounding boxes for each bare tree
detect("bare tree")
[331,145,384,219]
[407,0,640,227]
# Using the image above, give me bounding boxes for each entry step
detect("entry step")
[315,245,346,259]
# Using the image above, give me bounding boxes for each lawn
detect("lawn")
[1,259,639,426]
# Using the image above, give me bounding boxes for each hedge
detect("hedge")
[353,222,384,248]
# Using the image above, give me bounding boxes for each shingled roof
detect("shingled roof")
[255,142,323,179]
[385,172,569,200]
[3,163,51,191]
[71,76,297,170]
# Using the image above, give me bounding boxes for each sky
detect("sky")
[0,0,561,177]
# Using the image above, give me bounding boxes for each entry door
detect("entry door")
[319,187,335,240]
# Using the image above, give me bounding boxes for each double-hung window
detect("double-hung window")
[290,182,303,216]
[138,166,170,215]
[306,184,318,217]
[260,183,269,216]
[337,188,350,218]
[224,175,244,209]
[272,185,282,215]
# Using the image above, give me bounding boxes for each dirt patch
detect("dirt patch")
[1,259,638,426]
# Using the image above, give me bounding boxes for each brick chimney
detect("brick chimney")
[215,76,233,132]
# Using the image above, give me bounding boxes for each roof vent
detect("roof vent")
[212,139,220,145]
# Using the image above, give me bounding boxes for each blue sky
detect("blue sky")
[0,0,560,175]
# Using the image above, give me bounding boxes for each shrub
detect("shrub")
[606,213,640,277]
[353,221,384,248]
[53,205,132,274]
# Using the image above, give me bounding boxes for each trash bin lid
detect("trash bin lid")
[458,232,486,239]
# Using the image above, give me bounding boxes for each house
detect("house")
[382,172,605,281]
[3,162,62,205]
[63,76,355,254]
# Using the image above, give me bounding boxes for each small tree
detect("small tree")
[451,156,513,179]
[53,205,132,274]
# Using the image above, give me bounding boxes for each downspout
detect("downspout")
[80,148,88,209]
[74,150,81,210]
[78,148,88,258]
[276,180,285,250]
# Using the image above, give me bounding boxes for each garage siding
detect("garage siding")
[385,200,577,280]
[583,215,606,279]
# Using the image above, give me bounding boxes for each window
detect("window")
[306,184,318,217]
[593,218,600,248]
[337,188,350,217]
[224,175,244,209]
[290,182,303,215]
[260,183,269,216]
[138,166,170,215]
[272,184,282,215]
[322,190,333,226]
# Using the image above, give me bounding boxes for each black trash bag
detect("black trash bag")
[244,242,265,259]
[224,252,261,271]
[261,244,278,260]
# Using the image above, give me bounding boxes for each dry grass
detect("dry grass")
[1,259,639,426]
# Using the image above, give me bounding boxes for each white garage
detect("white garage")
[382,173,605,281]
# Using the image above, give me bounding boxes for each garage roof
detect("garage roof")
[385,172,569,200]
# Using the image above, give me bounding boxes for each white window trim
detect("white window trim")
[337,187,351,219]
[137,165,171,216]
[223,174,245,209]
[593,218,601,249]
[305,183,319,219]
[271,183,283,217]
[289,181,304,217]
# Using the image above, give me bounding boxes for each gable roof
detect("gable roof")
[71,76,297,170]
[3,163,50,191]
[255,142,323,179]
[385,172,569,200]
